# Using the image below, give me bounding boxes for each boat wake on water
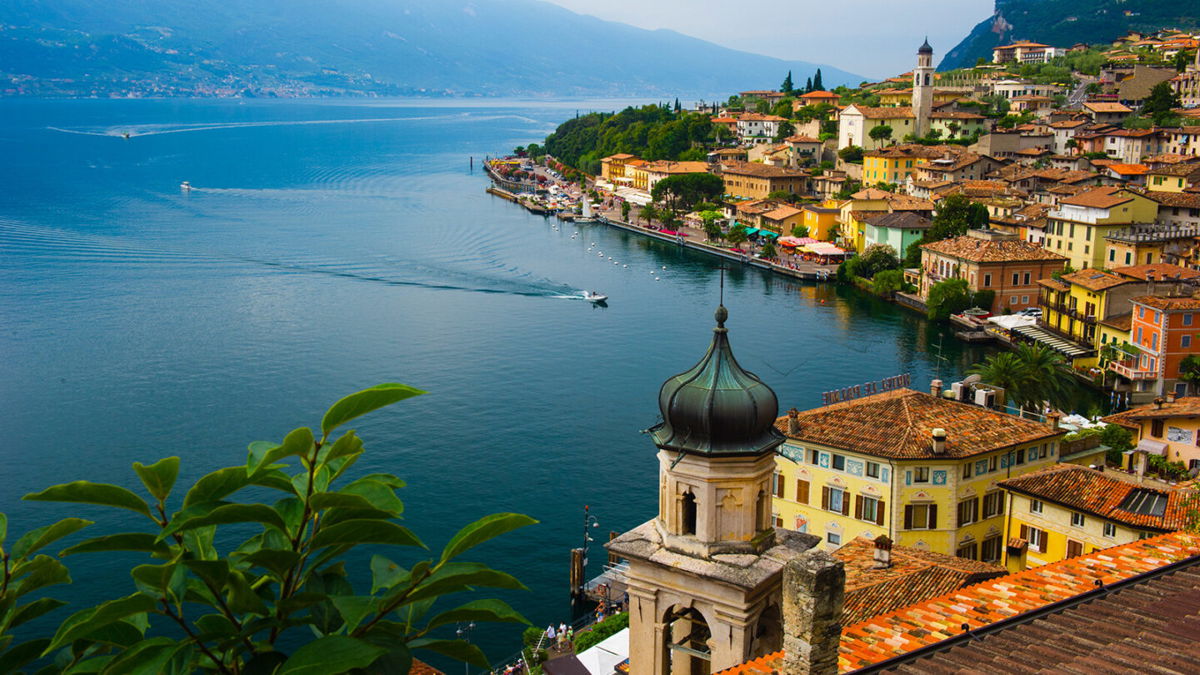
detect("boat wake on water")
[45,113,543,139]
[0,219,581,300]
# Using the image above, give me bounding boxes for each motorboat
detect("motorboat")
[180,181,192,191]
[582,290,608,303]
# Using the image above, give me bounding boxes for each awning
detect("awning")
[1010,325,1093,358]
[759,230,778,238]
[1136,438,1168,456]
[742,227,760,236]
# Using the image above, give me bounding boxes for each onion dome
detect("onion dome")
[650,305,785,456]
[918,38,933,54]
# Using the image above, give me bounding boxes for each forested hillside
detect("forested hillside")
[544,106,719,175]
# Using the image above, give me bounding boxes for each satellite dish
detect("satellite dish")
[963,374,982,385]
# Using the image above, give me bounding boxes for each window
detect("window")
[1184,335,1192,349]
[981,535,1002,563]
[832,454,846,471]
[988,455,998,472]
[1030,498,1044,514]
[1015,448,1026,465]
[1021,295,1029,304]
[1152,332,1158,350]
[1024,272,1031,285]
[1103,522,1116,538]
[913,466,930,483]
[808,448,819,465]
[1066,539,1084,558]
[1071,512,1085,528]
[826,531,841,546]
[962,462,972,479]
[983,491,1004,519]
[1125,251,1132,265]
[795,479,810,504]
[866,461,880,479]
[1012,272,1019,285]
[1186,313,1194,327]
[823,486,849,515]
[773,472,785,498]
[984,273,991,287]
[904,503,937,530]
[774,514,783,527]
[1109,248,1115,262]
[956,540,978,560]
[1027,526,1046,552]
[957,498,979,526]
[1152,419,1165,438]
[682,492,697,535]
[1010,296,1019,305]
[1138,306,1145,319]
[857,495,884,525]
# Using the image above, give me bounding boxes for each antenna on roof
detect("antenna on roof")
[932,333,950,383]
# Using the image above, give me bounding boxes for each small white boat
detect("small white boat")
[180,181,192,191]
[582,290,608,303]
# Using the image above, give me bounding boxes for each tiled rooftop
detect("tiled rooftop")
[1104,396,1200,426]
[777,389,1060,459]
[1059,186,1133,209]
[1059,268,1129,291]
[1131,295,1200,311]
[1113,263,1200,281]
[922,234,1068,264]
[999,464,1198,531]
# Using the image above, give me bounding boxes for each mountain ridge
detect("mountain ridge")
[0,0,864,98]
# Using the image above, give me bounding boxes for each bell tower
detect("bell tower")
[608,301,817,675]
[913,38,934,138]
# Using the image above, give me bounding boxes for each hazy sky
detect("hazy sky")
[540,0,995,78]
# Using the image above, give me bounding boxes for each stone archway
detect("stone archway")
[749,603,783,659]
[663,604,713,675]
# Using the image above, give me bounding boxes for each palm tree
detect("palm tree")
[968,344,1076,416]
[968,352,1027,408]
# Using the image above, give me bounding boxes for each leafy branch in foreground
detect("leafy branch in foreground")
[1,383,536,674]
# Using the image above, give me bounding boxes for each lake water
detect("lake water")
[0,98,997,668]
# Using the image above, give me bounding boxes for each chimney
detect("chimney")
[788,408,802,435]
[1154,397,1165,410]
[872,535,893,569]
[1046,411,1061,430]
[782,551,844,675]
[930,378,944,398]
[1167,391,1177,404]
[931,428,948,455]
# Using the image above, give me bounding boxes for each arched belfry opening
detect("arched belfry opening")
[681,491,697,535]
[607,292,820,674]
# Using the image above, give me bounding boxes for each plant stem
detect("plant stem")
[162,599,234,675]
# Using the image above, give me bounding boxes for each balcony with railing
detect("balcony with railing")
[1108,358,1156,381]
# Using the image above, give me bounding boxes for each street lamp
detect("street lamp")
[581,505,600,595]
[456,621,476,675]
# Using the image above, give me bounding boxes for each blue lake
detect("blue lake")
[0,98,996,668]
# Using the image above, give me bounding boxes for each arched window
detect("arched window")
[925,74,931,86]
[682,491,697,535]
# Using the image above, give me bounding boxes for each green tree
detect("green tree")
[774,120,796,142]
[755,100,773,114]
[791,224,809,238]
[812,69,823,91]
[868,124,894,145]
[838,146,864,164]
[781,71,794,94]
[857,243,901,278]
[928,194,988,241]
[726,225,749,247]
[804,77,813,93]
[621,200,631,222]
[872,269,905,295]
[1176,50,1195,72]
[0,384,535,674]
[1180,354,1200,388]
[1143,81,1182,125]
[651,173,726,215]
[926,277,973,321]
[761,239,778,259]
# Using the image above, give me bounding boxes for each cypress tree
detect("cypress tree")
[781,70,794,93]
[674,97,681,113]
[805,77,813,93]
[813,68,824,91]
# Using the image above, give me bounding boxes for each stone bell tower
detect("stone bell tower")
[608,302,817,675]
[913,38,935,138]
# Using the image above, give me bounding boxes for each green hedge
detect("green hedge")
[575,612,630,654]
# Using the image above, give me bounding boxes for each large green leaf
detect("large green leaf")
[99,637,179,675]
[369,555,408,594]
[14,555,71,596]
[8,597,68,629]
[182,467,253,507]
[441,513,537,564]
[247,427,315,475]
[182,560,230,590]
[24,481,151,519]
[11,518,93,559]
[131,457,180,502]
[310,520,424,550]
[278,636,388,675]
[407,638,490,669]
[43,594,157,655]
[402,563,526,604]
[423,598,529,632]
[131,563,185,603]
[60,533,171,557]
[225,571,269,616]
[238,549,300,578]
[0,512,7,546]
[330,596,378,634]
[322,430,363,464]
[321,384,425,436]
[159,504,288,541]
[0,639,50,674]
[338,479,404,516]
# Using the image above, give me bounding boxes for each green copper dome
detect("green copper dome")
[649,305,785,456]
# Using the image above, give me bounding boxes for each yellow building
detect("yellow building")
[1146,164,1200,193]
[800,203,840,241]
[999,464,1194,571]
[1036,270,1136,357]
[1104,395,1200,469]
[773,387,1064,563]
[719,162,809,200]
[1044,187,1160,270]
[861,145,941,186]
[599,153,639,185]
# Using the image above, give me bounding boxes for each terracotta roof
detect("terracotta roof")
[835,536,1005,626]
[1037,277,1070,291]
[721,162,807,179]
[1059,186,1134,209]
[999,464,1199,531]
[922,235,1068,264]
[784,134,821,143]
[1106,163,1149,175]
[1084,101,1134,113]
[930,111,986,120]
[762,206,803,221]
[884,194,935,212]
[411,660,444,675]
[1132,295,1200,311]
[777,389,1061,459]
[737,113,788,122]
[862,212,931,230]
[850,188,892,200]
[1104,396,1200,428]
[1113,263,1200,281]
[1147,163,1200,177]
[1099,312,1132,331]
[799,90,839,99]
[642,160,711,175]
[1049,119,1089,129]
[1059,268,1130,291]
[602,153,637,161]
[838,531,1200,672]
[1144,191,1200,209]
[847,106,915,120]
[719,532,1200,675]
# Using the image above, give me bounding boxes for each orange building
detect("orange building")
[1130,294,1200,397]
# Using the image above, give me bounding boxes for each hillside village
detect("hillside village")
[490,29,1200,675]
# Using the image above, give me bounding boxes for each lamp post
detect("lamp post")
[581,505,600,597]
[456,621,475,675]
